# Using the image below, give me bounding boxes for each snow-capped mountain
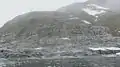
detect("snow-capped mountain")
[87,0,120,12]
[82,4,110,22]
[57,2,111,22]
[82,4,109,16]
[57,1,120,36]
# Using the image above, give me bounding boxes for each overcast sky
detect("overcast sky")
[0,0,87,27]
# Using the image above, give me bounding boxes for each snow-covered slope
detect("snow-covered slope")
[87,0,120,12]
[82,4,110,22]
[57,1,120,36]
[82,4,109,16]
[57,2,111,22]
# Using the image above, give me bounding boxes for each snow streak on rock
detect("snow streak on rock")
[69,17,79,20]
[89,47,120,51]
[82,20,91,24]
[60,37,70,40]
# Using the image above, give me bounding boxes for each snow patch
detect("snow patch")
[89,47,106,51]
[35,47,43,50]
[69,17,79,20]
[118,31,120,33]
[107,47,120,50]
[116,53,120,55]
[89,47,120,51]
[60,37,70,40]
[82,8,106,16]
[95,16,99,18]
[69,15,74,17]
[88,4,109,10]
[82,20,91,24]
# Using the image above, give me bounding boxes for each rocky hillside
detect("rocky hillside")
[0,0,120,66]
